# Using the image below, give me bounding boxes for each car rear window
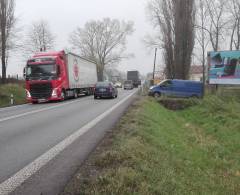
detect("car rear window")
[96,82,110,87]
[124,81,132,84]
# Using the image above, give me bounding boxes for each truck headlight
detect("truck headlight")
[26,89,31,98]
[52,88,58,97]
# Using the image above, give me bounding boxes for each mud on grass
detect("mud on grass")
[62,96,240,195]
[157,97,200,110]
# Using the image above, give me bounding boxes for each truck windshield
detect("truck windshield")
[26,64,57,79]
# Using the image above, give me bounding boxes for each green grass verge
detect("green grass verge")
[0,84,26,107]
[63,96,240,195]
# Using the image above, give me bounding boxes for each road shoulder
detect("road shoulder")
[10,92,138,195]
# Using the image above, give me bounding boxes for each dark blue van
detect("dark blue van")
[148,79,203,98]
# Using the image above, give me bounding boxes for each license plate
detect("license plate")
[100,88,106,92]
[38,99,47,103]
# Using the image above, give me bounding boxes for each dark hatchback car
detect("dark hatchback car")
[94,81,118,99]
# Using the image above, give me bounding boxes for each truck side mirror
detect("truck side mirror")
[23,67,26,78]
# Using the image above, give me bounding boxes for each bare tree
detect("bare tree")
[195,0,209,80]
[146,0,175,78]
[147,0,196,79]
[23,20,55,57]
[227,0,240,50]
[69,18,134,81]
[193,0,210,95]
[205,0,228,51]
[0,0,16,83]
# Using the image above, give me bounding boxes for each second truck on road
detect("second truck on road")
[127,71,141,88]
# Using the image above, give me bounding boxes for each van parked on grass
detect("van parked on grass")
[148,79,203,98]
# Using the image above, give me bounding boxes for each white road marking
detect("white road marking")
[0,90,137,195]
[0,97,92,123]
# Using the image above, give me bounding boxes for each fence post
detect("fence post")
[10,94,14,105]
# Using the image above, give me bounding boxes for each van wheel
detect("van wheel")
[153,92,160,98]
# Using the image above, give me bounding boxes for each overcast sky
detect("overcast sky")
[7,0,162,77]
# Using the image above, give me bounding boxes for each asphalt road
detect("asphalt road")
[0,88,138,195]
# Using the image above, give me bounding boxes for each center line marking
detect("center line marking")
[0,97,92,123]
[0,90,137,195]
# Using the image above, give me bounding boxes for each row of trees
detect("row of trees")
[146,0,240,80]
[146,0,195,79]
[0,0,134,83]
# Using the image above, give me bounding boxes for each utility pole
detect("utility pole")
[152,48,157,84]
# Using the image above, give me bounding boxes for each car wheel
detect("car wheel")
[153,92,160,98]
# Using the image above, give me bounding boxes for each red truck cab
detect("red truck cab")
[25,51,68,103]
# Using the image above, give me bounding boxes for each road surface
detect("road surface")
[0,88,138,195]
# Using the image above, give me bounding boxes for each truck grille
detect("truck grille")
[30,83,52,99]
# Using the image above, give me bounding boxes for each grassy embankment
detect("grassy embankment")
[0,84,26,107]
[63,94,240,195]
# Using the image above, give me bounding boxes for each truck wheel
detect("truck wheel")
[74,90,78,99]
[154,92,160,98]
[61,90,66,101]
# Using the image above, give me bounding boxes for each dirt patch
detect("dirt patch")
[61,132,115,195]
[158,98,199,110]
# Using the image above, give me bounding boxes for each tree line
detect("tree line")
[0,0,134,83]
[1,0,239,83]
[146,0,240,80]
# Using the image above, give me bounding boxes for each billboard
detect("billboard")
[208,51,240,85]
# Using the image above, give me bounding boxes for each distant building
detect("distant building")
[190,65,203,81]
[148,65,204,82]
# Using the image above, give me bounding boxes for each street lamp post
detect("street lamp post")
[152,48,157,84]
